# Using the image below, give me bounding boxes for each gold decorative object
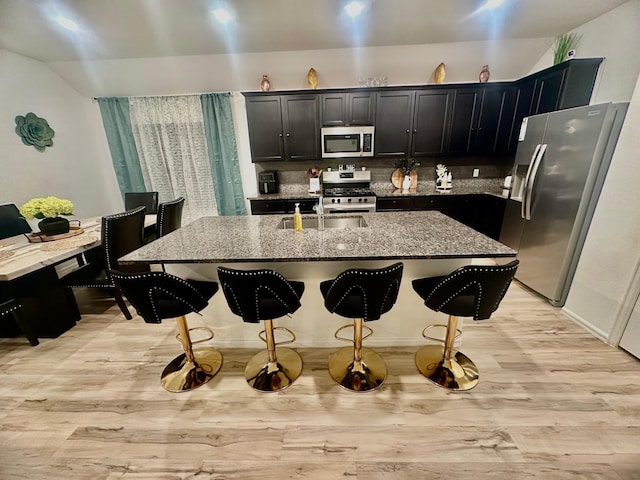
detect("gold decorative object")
[307,67,319,89]
[434,62,446,84]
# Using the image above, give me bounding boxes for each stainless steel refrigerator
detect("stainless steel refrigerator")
[499,102,628,306]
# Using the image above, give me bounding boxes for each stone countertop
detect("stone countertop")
[120,211,515,265]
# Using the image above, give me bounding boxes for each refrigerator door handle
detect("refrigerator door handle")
[521,143,542,219]
[525,143,547,220]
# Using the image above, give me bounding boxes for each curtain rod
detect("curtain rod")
[92,91,233,100]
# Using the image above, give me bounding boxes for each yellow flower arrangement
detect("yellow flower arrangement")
[19,196,74,219]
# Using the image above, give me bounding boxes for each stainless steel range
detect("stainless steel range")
[321,170,376,213]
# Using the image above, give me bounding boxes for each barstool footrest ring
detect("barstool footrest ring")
[259,326,296,346]
[334,323,373,344]
[421,324,462,344]
[176,326,215,346]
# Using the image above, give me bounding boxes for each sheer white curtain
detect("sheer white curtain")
[129,95,218,224]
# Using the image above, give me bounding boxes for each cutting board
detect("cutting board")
[391,168,418,189]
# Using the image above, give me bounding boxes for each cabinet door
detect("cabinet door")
[321,93,346,126]
[348,92,376,125]
[508,80,535,153]
[476,86,517,155]
[374,91,414,157]
[282,95,320,161]
[245,97,284,162]
[411,90,452,156]
[376,197,415,211]
[559,60,601,109]
[321,92,375,126]
[250,200,286,215]
[285,199,318,214]
[532,70,565,114]
[448,89,481,155]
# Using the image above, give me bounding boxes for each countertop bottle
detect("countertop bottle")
[293,203,303,231]
[316,198,324,231]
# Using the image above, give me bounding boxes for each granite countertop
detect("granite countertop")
[120,211,515,265]
[247,179,508,201]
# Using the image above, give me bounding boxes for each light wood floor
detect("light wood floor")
[1,281,640,479]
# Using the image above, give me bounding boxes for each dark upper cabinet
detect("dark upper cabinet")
[448,88,481,155]
[321,92,376,126]
[245,96,284,162]
[245,94,319,162]
[374,90,414,157]
[509,58,602,152]
[411,89,452,156]
[447,85,516,155]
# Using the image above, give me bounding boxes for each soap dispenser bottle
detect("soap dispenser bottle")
[293,203,303,231]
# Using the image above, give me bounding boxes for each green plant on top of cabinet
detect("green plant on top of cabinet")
[321,92,376,126]
[245,93,320,162]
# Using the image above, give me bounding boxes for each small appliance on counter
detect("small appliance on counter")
[257,170,279,194]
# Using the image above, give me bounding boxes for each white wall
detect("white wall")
[0,49,123,219]
[47,38,553,97]
[528,0,640,103]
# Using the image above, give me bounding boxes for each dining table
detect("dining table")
[0,215,156,344]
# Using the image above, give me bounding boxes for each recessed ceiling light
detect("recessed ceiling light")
[212,8,232,24]
[344,1,365,18]
[55,15,79,32]
[483,0,506,9]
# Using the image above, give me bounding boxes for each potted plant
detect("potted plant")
[19,196,74,235]
[394,158,420,192]
[553,32,581,65]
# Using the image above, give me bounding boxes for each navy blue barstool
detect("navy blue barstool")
[320,262,403,392]
[412,260,519,391]
[112,270,222,393]
[217,267,304,392]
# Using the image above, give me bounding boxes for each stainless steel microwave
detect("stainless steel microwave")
[321,126,374,158]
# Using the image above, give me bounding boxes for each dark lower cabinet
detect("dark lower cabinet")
[377,194,506,240]
[250,198,318,215]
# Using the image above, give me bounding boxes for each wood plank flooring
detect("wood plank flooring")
[1,281,640,479]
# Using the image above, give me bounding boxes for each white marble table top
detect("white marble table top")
[0,215,155,282]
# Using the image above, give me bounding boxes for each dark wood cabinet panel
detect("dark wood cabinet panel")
[411,90,452,156]
[448,89,480,155]
[284,199,318,214]
[250,200,286,214]
[477,86,517,154]
[281,95,320,161]
[374,90,414,157]
[508,81,535,153]
[245,94,319,162]
[376,197,415,211]
[532,69,566,114]
[321,92,375,126]
[245,96,284,162]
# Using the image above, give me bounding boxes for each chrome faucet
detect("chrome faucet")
[316,196,325,231]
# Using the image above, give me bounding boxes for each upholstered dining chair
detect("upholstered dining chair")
[112,270,222,392]
[60,206,149,320]
[411,260,519,391]
[0,203,32,240]
[157,197,185,238]
[125,191,159,215]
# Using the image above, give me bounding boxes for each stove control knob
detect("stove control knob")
[336,198,341,203]
[348,198,352,203]
[362,198,367,203]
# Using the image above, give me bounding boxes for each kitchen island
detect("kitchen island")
[120,211,515,348]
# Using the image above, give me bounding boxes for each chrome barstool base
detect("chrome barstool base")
[245,347,303,392]
[161,348,223,393]
[329,346,387,392]
[415,345,478,391]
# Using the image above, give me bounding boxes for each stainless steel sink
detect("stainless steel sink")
[277,215,368,230]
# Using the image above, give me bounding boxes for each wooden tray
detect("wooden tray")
[391,169,418,189]
[27,226,85,243]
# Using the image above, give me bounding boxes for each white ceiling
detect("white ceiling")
[0,0,629,62]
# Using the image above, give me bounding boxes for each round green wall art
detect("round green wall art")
[15,112,55,152]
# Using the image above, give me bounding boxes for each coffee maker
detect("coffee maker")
[257,171,279,194]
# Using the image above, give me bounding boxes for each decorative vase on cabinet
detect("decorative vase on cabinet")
[260,74,271,92]
[479,65,490,83]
